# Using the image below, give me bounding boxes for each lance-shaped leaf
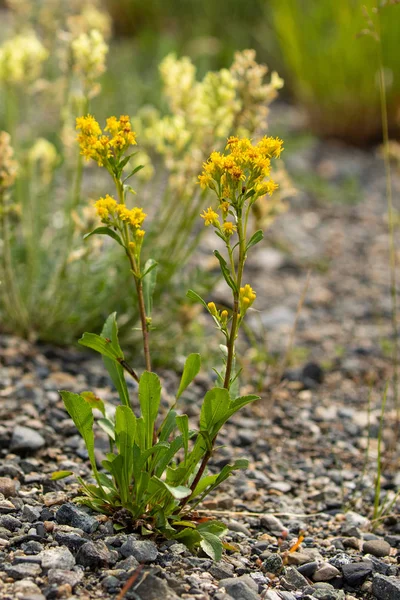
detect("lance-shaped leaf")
[101,314,130,407]
[176,354,201,399]
[115,405,137,504]
[142,259,158,316]
[79,333,120,360]
[83,227,124,247]
[199,387,230,435]
[139,372,162,449]
[60,391,100,483]
[81,391,105,416]
[176,414,189,462]
[186,289,208,310]
[214,250,237,293]
[246,229,263,251]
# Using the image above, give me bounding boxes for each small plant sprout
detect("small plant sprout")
[55,120,284,559]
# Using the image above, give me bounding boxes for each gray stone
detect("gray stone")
[260,515,287,536]
[328,553,352,569]
[281,566,309,591]
[55,503,98,533]
[219,577,259,600]
[342,561,373,587]
[363,539,391,558]
[310,588,345,600]
[102,575,121,592]
[262,552,283,574]
[5,562,42,579]
[264,592,282,600]
[39,547,75,571]
[54,529,87,551]
[298,562,318,578]
[116,555,140,571]
[312,563,341,582]
[47,568,83,588]
[120,538,158,563]
[210,561,235,580]
[135,574,180,600]
[76,540,117,569]
[10,426,45,452]
[22,505,42,523]
[0,514,22,531]
[372,574,400,600]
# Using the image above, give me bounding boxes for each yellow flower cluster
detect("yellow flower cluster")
[94,194,147,235]
[239,284,256,314]
[71,29,108,94]
[0,132,18,192]
[0,31,48,85]
[199,136,283,201]
[207,302,229,328]
[76,115,137,166]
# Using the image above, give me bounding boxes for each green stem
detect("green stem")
[116,177,152,373]
[224,211,246,389]
[184,209,247,505]
[0,192,29,331]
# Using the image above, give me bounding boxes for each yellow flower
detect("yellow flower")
[76,114,137,167]
[198,135,283,201]
[257,136,284,159]
[207,302,218,316]
[256,179,279,197]
[200,207,219,227]
[226,136,239,148]
[105,116,119,135]
[94,194,118,221]
[116,205,147,228]
[239,284,256,314]
[222,221,236,237]
[198,172,213,189]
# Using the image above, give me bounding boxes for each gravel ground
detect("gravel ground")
[0,118,399,599]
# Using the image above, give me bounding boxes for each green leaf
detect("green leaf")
[152,477,192,500]
[158,409,177,443]
[123,164,144,183]
[60,391,100,482]
[176,414,189,462]
[115,406,136,503]
[81,391,105,416]
[225,394,260,421]
[191,473,218,498]
[154,435,184,477]
[199,531,223,561]
[213,250,237,293]
[197,520,228,537]
[83,227,124,247]
[101,314,130,407]
[186,289,208,309]
[172,527,201,549]
[177,354,201,399]
[246,229,263,251]
[79,332,120,360]
[142,259,158,316]
[115,406,136,451]
[200,387,230,434]
[139,371,162,449]
[98,417,115,440]
[51,470,73,481]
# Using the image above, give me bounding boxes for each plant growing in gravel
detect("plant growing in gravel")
[54,114,284,558]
